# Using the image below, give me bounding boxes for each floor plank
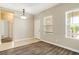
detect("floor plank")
[0,41,79,55]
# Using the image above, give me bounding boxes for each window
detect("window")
[43,16,53,33]
[66,10,79,39]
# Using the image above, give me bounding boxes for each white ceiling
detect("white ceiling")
[0,3,59,15]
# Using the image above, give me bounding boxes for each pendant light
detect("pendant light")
[21,9,27,19]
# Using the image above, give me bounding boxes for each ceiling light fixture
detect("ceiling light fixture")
[21,9,27,19]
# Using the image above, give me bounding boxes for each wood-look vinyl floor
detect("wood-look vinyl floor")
[0,41,79,55]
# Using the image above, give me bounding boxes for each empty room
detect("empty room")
[0,3,79,55]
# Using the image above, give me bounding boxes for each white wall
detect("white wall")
[34,3,79,52]
[0,20,8,37]
[34,17,40,39]
[0,21,4,36]
[0,21,4,43]
[13,14,34,41]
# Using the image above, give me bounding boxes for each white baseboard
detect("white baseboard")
[40,39,79,53]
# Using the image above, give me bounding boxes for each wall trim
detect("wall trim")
[40,39,79,53]
[13,37,34,42]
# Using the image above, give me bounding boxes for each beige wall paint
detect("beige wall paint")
[34,3,79,52]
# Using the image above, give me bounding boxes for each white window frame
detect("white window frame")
[65,9,79,39]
